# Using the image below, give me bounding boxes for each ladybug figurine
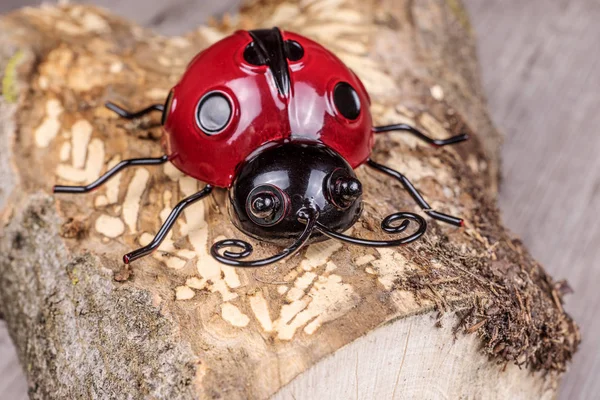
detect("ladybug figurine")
[54,28,468,267]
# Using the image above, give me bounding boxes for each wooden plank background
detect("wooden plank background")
[0,0,597,398]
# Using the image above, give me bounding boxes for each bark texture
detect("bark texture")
[0,1,578,399]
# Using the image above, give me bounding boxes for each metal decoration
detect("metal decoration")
[54,27,468,267]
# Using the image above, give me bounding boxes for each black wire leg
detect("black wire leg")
[210,207,318,267]
[53,155,169,194]
[105,102,164,119]
[367,159,464,227]
[373,123,468,147]
[124,185,214,264]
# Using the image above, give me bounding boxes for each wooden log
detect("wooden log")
[0,1,578,399]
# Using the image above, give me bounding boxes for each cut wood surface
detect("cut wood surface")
[0,1,579,399]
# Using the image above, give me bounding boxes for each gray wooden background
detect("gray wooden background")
[1,0,598,399]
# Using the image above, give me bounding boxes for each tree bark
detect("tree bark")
[0,1,578,399]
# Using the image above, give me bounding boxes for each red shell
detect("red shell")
[162,30,374,188]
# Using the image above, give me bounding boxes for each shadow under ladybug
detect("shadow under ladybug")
[54,27,468,267]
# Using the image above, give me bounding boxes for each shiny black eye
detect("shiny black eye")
[285,40,304,61]
[244,39,304,64]
[333,82,361,120]
[246,185,287,227]
[196,92,232,135]
[243,42,264,66]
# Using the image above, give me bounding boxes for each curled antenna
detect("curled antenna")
[211,208,426,267]
[211,207,319,267]
[314,212,426,247]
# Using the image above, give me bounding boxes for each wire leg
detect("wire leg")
[105,102,164,119]
[367,159,464,227]
[373,123,468,147]
[53,155,169,193]
[124,185,214,264]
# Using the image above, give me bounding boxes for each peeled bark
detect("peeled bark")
[0,1,578,399]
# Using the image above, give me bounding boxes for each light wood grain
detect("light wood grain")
[274,313,555,400]
[0,0,597,399]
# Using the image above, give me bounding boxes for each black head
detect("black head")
[228,141,363,246]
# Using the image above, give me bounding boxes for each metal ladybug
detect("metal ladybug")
[54,28,468,267]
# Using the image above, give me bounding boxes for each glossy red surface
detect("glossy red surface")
[162,29,374,188]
